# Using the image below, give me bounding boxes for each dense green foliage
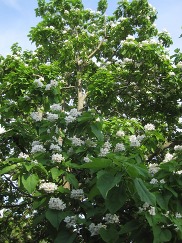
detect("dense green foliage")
[0,0,182,242]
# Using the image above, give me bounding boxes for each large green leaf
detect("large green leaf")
[153,226,172,243]
[97,171,122,199]
[54,229,77,243]
[22,174,39,194]
[134,178,156,206]
[80,158,112,169]
[45,210,67,230]
[106,186,127,213]
[65,173,78,188]
[100,227,119,243]
[91,123,104,141]
[0,164,17,175]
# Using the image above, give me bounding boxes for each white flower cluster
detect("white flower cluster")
[175,212,182,218]
[88,223,106,236]
[39,182,58,193]
[64,215,77,228]
[83,156,91,163]
[70,136,84,146]
[65,108,81,125]
[0,126,6,134]
[114,143,125,152]
[174,145,182,151]
[34,77,44,88]
[176,61,182,69]
[99,141,112,157]
[50,103,62,111]
[129,135,140,147]
[163,153,174,163]
[50,143,62,152]
[48,198,66,210]
[144,123,155,131]
[148,163,160,175]
[70,189,84,200]
[104,214,120,224]
[116,130,125,137]
[18,152,29,159]
[30,112,43,122]
[46,113,58,122]
[31,141,46,153]
[139,202,156,216]
[150,178,165,184]
[45,80,58,90]
[52,153,65,163]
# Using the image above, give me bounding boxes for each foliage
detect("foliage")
[0,0,182,242]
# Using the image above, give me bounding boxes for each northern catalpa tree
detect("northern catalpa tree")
[0,0,182,242]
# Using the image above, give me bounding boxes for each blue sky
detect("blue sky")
[0,0,181,56]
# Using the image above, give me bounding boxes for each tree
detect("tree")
[0,0,182,242]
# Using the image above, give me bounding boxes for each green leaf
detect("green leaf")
[100,227,119,243]
[54,229,77,243]
[33,197,47,210]
[120,220,140,234]
[22,174,39,194]
[97,171,122,199]
[50,167,64,180]
[91,123,104,141]
[106,186,127,213]
[153,226,172,243]
[155,192,171,210]
[125,162,148,178]
[134,178,156,206]
[0,164,17,175]
[65,173,78,189]
[46,210,60,230]
[80,158,112,169]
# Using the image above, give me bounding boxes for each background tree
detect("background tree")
[0,0,182,242]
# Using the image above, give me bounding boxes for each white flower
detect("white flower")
[70,189,84,199]
[65,108,81,125]
[48,198,66,210]
[52,153,64,163]
[0,126,6,134]
[46,113,58,121]
[39,182,58,193]
[34,78,44,88]
[148,207,156,216]
[160,179,165,184]
[88,223,106,236]
[114,143,125,152]
[83,156,91,163]
[50,144,62,152]
[176,61,182,69]
[70,136,84,146]
[64,216,77,228]
[30,112,43,121]
[175,212,182,218]
[176,170,182,175]
[148,163,160,175]
[163,153,173,163]
[144,123,155,131]
[31,144,46,153]
[18,152,29,159]
[129,135,140,147]
[150,178,158,184]
[174,145,182,151]
[169,72,175,76]
[99,141,112,157]
[104,214,120,224]
[65,115,76,124]
[50,104,62,111]
[116,130,125,137]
